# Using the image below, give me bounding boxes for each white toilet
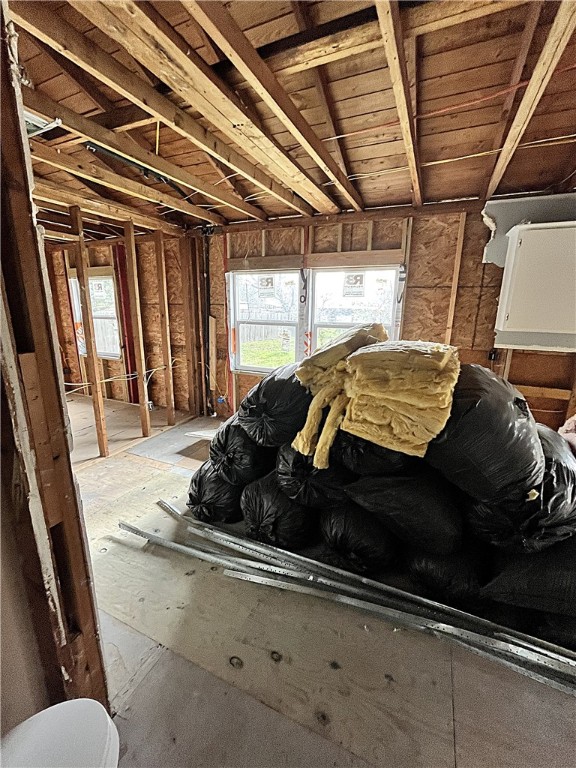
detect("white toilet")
[1,698,119,768]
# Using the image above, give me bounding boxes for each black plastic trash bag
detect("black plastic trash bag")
[345,471,463,554]
[425,364,544,508]
[237,363,313,447]
[186,460,243,523]
[241,472,316,549]
[276,443,355,508]
[332,429,420,476]
[481,535,576,617]
[407,547,488,605]
[466,424,576,551]
[210,415,276,487]
[319,504,397,574]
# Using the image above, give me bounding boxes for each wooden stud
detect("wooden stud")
[486,0,576,198]
[516,385,572,401]
[12,3,312,217]
[154,231,176,426]
[25,88,262,222]
[375,1,422,206]
[399,217,413,340]
[195,238,208,417]
[31,142,225,226]
[502,349,513,380]
[70,206,109,457]
[183,0,360,212]
[336,224,344,253]
[482,2,542,197]
[179,237,200,415]
[33,178,183,236]
[123,221,151,437]
[445,212,466,344]
[366,221,374,252]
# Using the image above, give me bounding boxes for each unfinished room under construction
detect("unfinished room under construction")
[1,1,575,767]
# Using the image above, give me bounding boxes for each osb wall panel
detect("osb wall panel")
[229,231,260,259]
[236,373,262,403]
[88,244,113,268]
[209,234,232,418]
[372,219,404,249]
[266,227,302,257]
[50,249,81,385]
[137,239,190,412]
[312,225,339,253]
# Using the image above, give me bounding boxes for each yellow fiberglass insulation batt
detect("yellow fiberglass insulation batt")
[341,341,461,458]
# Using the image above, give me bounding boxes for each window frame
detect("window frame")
[228,265,402,375]
[68,267,123,361]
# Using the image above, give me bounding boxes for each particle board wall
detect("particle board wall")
[210,212,576,425]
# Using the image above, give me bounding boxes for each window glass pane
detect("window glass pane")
[68,274,122,359]
[316,326,354,349]
[93,318,121,359]
[313,269,396,326]
[234,272,298,323]
[238,324,296,369]
[89,276,117,319]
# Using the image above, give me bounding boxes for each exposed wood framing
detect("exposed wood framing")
[70,205,109,457]
[516,385,572,401]
[31,141,224,226]
[482,2,542,197]
[11,2,312,218]
[123,221,151,437]
[154,231,176,426]
[307,249,404,269]
[32,38,115,113]
[183,0,362,211]
[290,1,349,177]
[1,16,108,702]
[220,199,485,234]
[66,0,338,214]
[445,212,466,344]
[33,178,184,236]
[486,0,576,198]
[403,1,529,37]
[375,1,422,206]
[399,217,413,340]
[179,237,200,414]
[24,90,262,222]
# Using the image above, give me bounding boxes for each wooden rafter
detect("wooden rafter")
[290,1,349,177]
[66,0,337,214]
[482,2,542,196]
[486,0,576,198]
[32,37,115,113]
[183,0,362,211]
[33,178,184,236]
[23,88,264,221]
[30,141,224,226]
[10,2,313,218]
[375,1,422,206]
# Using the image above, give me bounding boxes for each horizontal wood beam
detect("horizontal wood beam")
[403,1,529,37]
[486,0,576,198]
[30,141,224,225]
[10,2,312,218]
[67,0,337,214]
[376,1,422,206]
[219,199,485,234]
[23,89,263,222]
[33,177,184,236]
[183,0,362,212]
[307,249,404,268]
[516,385,572,401]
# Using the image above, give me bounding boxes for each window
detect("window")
[68,272,122,360]
[228,266,401,373]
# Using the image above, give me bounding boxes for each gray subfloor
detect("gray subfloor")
[100,611,371,768]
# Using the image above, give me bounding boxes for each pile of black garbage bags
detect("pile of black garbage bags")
[188,361,576,650]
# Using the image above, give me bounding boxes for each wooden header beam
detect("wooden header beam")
[10,1,311,218]
[30,141,224,226]
[33,178,185,236]
[376,1,422,206]
[486,0,576,198]
[67,0,337,214]
[183,0,363,212]
[23,89,263,222]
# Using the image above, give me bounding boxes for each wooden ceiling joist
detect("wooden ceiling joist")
[486,0,576,198]
[9,2,313,219]
[30,141,224,225]
[22,88,264,222]
[183,0,363,212]
[66,0,338,214]
[376,1,422,206]
[33,178,184,236]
